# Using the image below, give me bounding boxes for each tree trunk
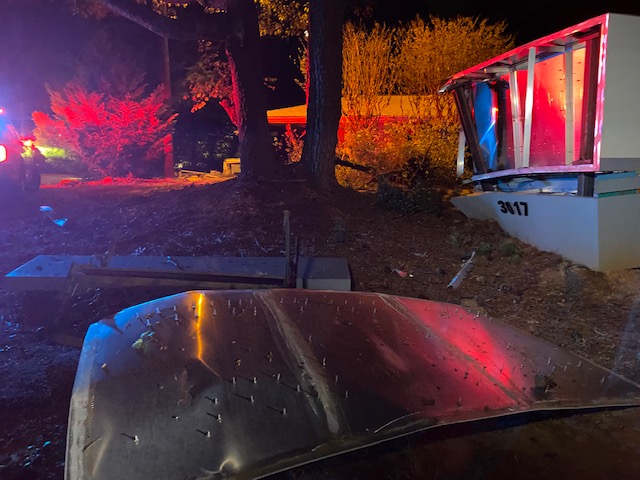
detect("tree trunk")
[95,0,277,181]
[302,0,343,189]
[161,33,174,178]
[226,0,278,180]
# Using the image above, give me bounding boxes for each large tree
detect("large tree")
[90,0,345,187]
[301,0,343,189]
[91,0,279,180]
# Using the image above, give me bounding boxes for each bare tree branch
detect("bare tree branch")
[93,0,230,40]
[335,157,375,174]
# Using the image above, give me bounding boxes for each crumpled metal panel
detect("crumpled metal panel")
[66,290,640,480]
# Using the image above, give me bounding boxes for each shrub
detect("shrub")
[33,82,176,177]
[336,16,513,190]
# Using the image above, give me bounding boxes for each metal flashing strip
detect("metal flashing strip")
[66,290,640,480]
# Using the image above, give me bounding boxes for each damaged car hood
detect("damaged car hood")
[66,290,640,479]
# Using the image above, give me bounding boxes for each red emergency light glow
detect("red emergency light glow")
[0,145,7,162]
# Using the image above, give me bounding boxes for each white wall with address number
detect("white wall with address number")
[452,192,640,271]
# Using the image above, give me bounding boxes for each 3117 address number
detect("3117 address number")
[497,200,529,216]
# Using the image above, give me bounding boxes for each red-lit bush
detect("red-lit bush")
[33,82,176,177]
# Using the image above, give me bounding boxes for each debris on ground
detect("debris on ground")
[1,177,640,479]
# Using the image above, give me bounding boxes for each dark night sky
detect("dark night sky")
[0,1,162,131]
[3,1,640,131]
[377,0,640,42]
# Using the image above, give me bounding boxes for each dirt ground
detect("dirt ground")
[1,174,640,479]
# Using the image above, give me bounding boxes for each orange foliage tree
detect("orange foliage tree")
[337,17,514,189]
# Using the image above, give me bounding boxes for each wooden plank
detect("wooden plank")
[5,255,352,292]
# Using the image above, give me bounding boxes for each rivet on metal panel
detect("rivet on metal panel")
[253,376,257,384]
[551,366,556,373]
[563,365,567,372]
[250,395,255,403]
[213,308,217,316]
[601,376,606,385]
[216,414,222,423]
[174,305,178,312]
[296,384,301,392]
[308,334,312,343]
[577,361,582,368]
[425,332,430,340]
[101,363,108,372]
[547,357,552,366]
[174,314,180,324]
[322,357,326,367]
[209,301,214,307]
[282,407,287,416]
[192,304,196,310]
[276,373,281,383]
[337,305,340,313]
[171,415,179,420]
[294,297,298,303]
[280,297,284,304]
[305,298,309,306]
[373,308,377,314]
[206,396,219,405]
[232,308,236,315]
[254,307,258,316]
[300,306,304,313]
[197,430,211,437]
[344,390,349,399]
[335,375,339,383]
[232,376,237,385]
[457,397,463,408]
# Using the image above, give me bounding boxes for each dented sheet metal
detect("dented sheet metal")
[66,290,640,480]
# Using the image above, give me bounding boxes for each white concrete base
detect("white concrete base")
[452,191,640,271]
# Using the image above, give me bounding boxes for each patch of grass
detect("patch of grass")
[476,242,492,256]
[500,238,521,259]
[447,232,463,247]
